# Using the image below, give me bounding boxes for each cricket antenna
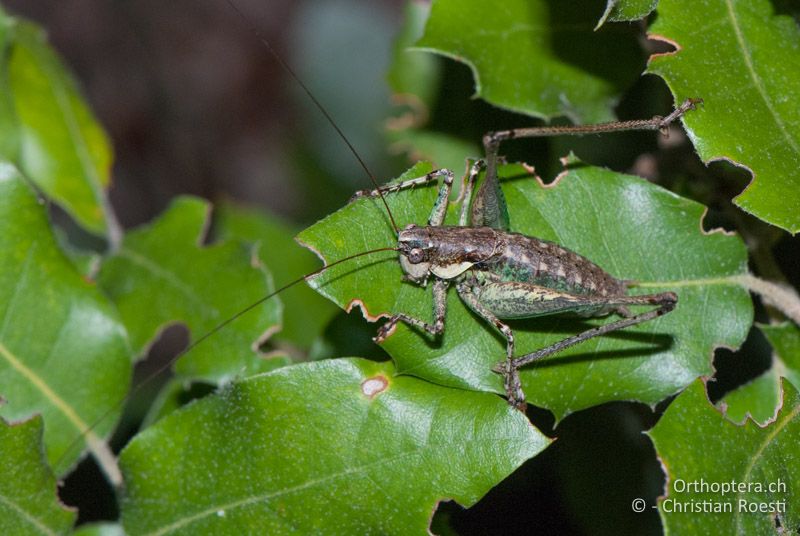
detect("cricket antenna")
[57,246,398,484]
[222,0,400,234]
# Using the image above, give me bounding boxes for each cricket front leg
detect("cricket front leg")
[351,168,455,226]
[456,282,527,411]
[374,278,448,342]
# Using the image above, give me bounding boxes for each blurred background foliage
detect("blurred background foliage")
[2,0,799,534]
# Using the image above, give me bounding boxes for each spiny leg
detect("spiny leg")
[481,98,703,217]
[485,98,702,147]
[456,282,526,411]
[351,168,455,226]
[374,278,448,343]
[503,291,677,371]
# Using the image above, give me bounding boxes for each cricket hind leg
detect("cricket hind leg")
[456,159,486,226]
[456,282,527,411]
[479,98,702,229]
[503,291,678,371]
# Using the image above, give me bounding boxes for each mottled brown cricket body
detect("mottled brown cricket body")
[400,223,622,289]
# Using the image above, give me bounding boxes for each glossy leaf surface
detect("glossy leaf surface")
[1,14,114,236]
[119,359,549,535]
[417,0,645,122]
[0,166,130,476]
[649,0,800,232]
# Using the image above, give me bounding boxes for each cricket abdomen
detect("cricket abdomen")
[476,231,627,299]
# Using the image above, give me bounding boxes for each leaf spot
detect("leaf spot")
[217,510,225,517]
[361,375,388,398]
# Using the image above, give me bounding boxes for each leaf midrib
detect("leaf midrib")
[0,341,106,462]
[0,492,58,536]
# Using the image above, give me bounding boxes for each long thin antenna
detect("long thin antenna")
[56,246,398,473]
[223,0,400,234]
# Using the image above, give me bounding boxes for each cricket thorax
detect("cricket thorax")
[397,224,504,282]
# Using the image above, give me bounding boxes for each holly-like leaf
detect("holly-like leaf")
[118,358,548,534]
[722,322,800,426]
[417,0,645,122]
[215,201,337,348]
[596,0,658,28]
[97,197,282,384]
[0,166,130,479]
[299,160,752,420]
[0,14,115,237]
[0,417,75,534]
[650,379,800,534]
[648,0,800,233]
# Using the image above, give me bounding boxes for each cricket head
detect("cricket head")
[397,224,433,283]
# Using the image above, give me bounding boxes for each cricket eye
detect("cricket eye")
[408,248,425,264]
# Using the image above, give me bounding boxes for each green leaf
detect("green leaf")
[73,523,125,536]
[97,197,283,384]
[596,0,658,28]
[119,358,548,534]
[648,0,800,233]
[761,322,800,392]
[0,416,76,534]
[1,18,115,237]
[649,379,800,534]
[298,161,752,419]
[0,165,130,478]
[215,201,337,348]
[722,322,800,426]
[721,368,782,427]
[417,0,645,122]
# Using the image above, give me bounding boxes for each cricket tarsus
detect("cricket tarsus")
[359,99,700,410]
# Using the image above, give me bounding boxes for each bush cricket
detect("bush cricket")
[345,98,700,409]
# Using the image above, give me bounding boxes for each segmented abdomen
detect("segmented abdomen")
[481,231,626,297]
